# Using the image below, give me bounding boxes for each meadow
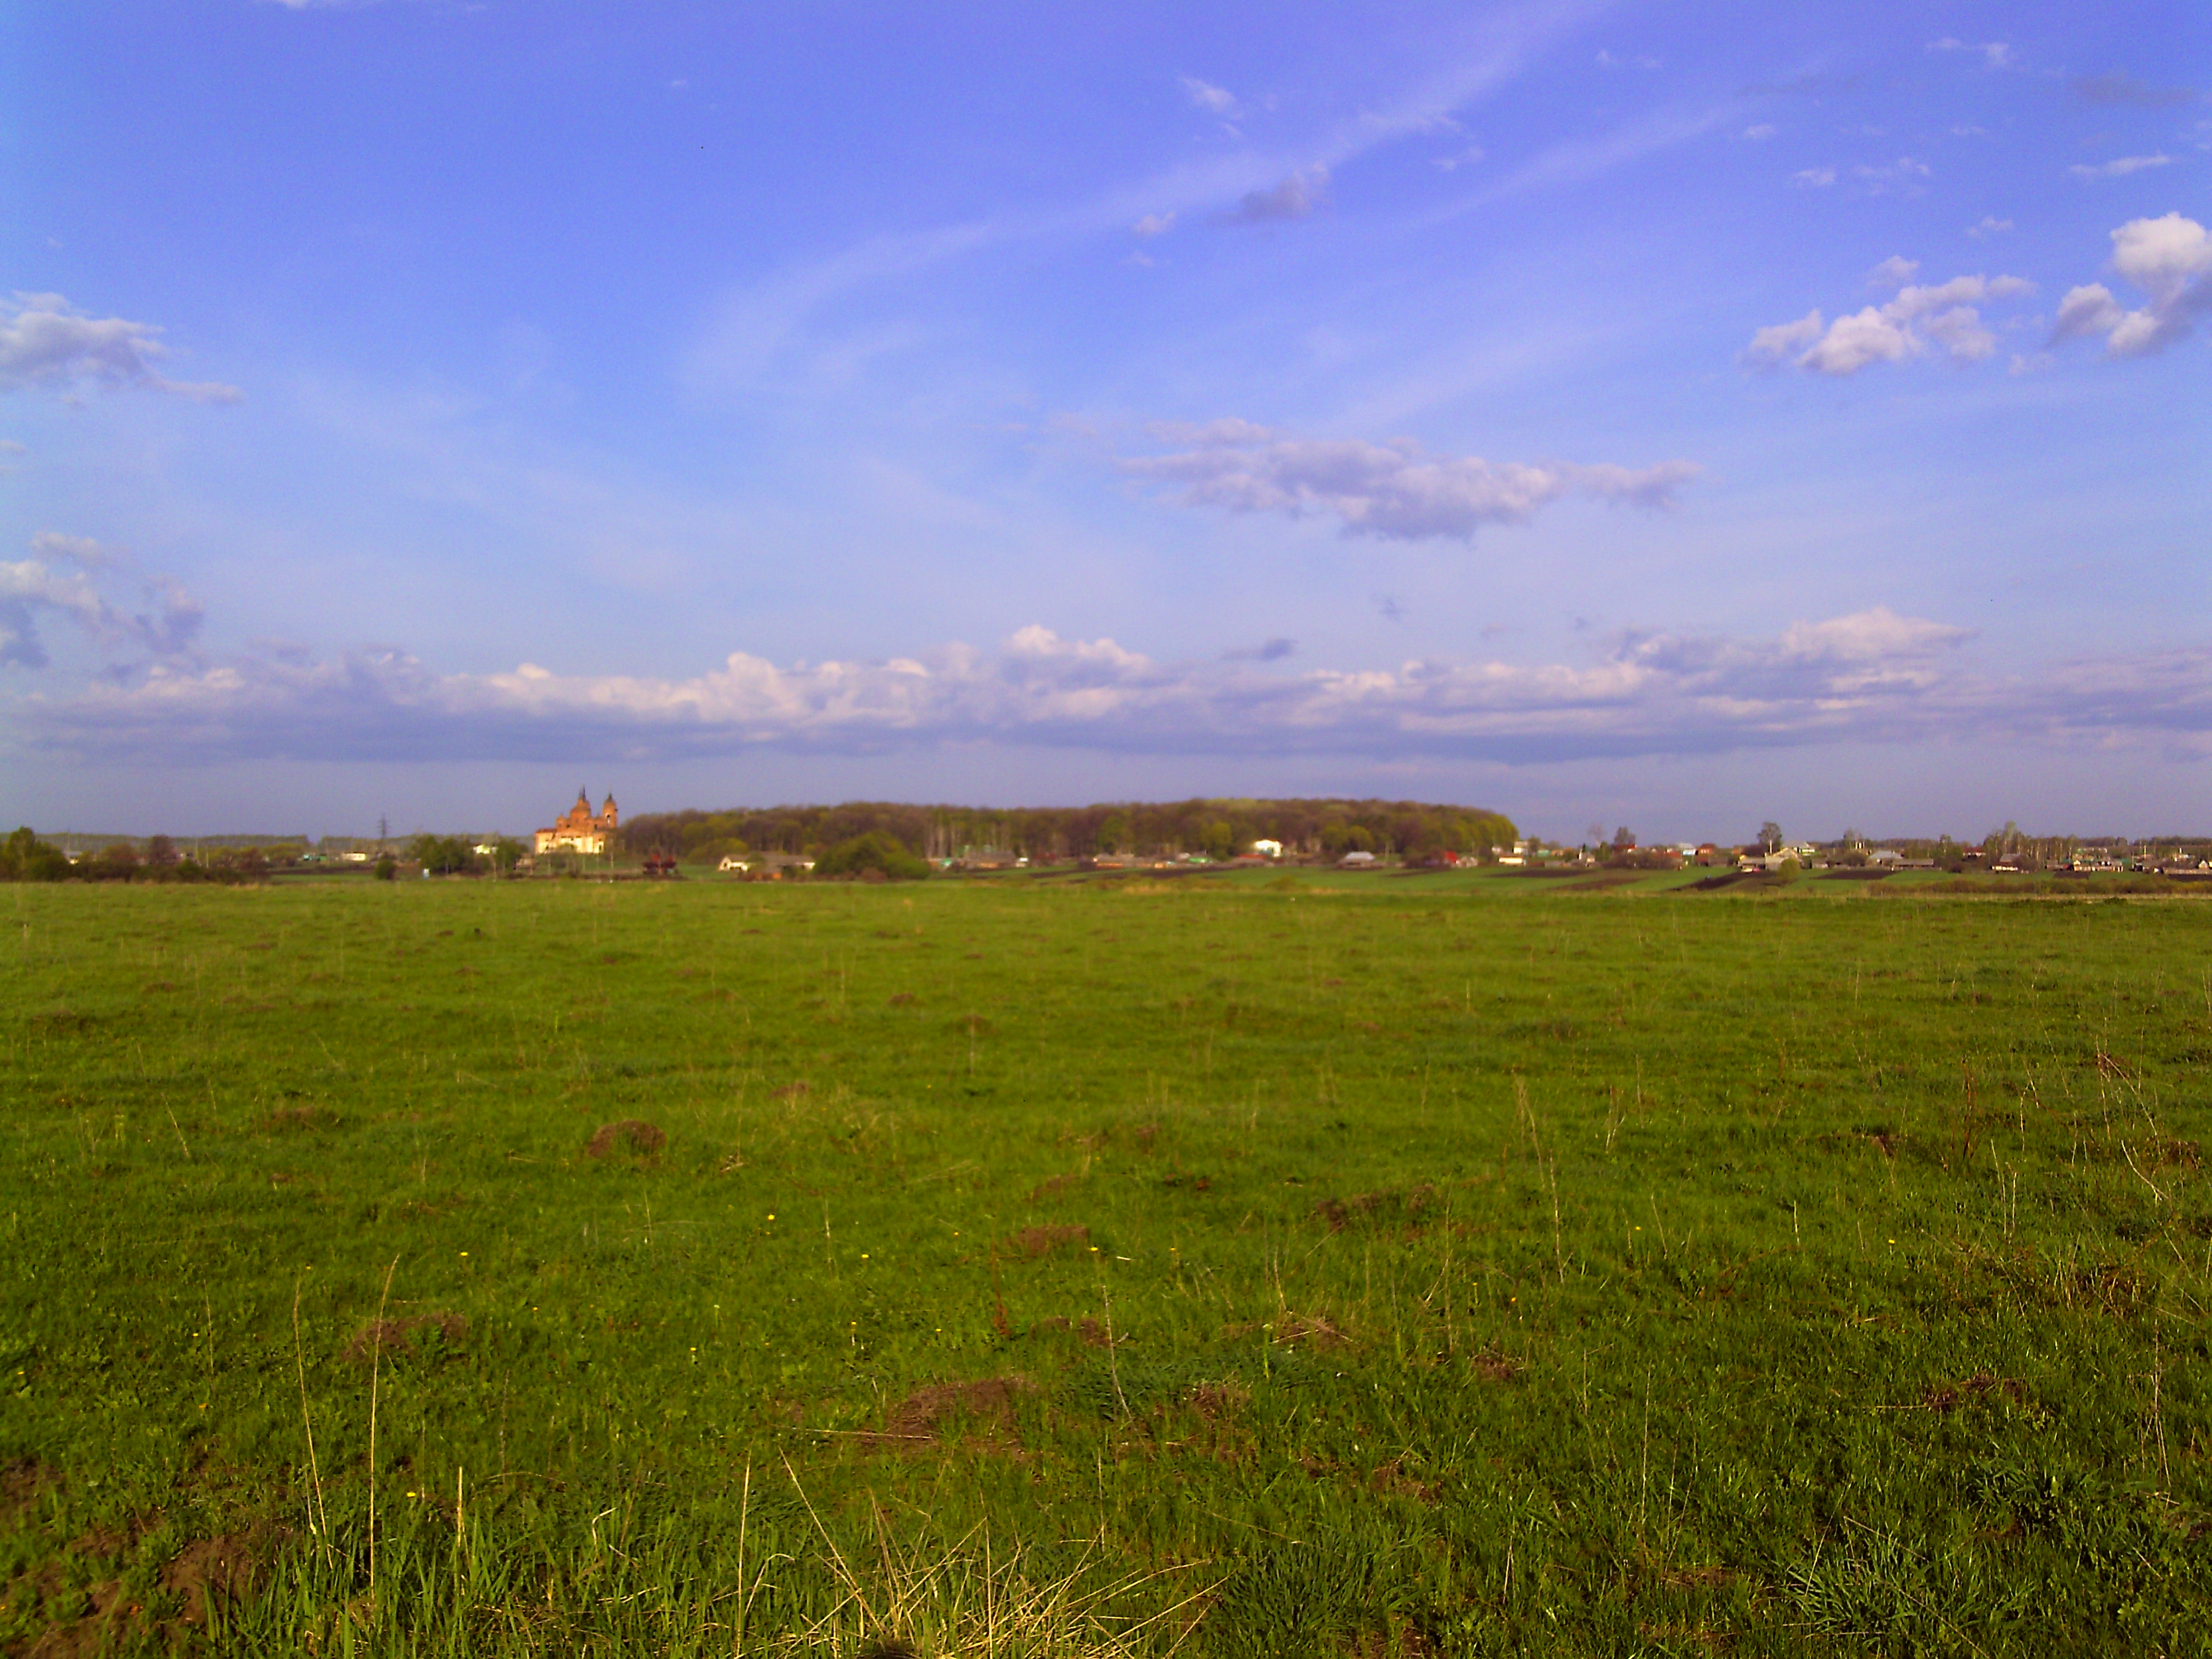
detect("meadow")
[2,866,2208,1656]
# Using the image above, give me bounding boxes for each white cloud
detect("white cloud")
[1865,255,1920,289]
[17,608,2206,767]
[2068,154,2175,180]
[1927,38,2013,70]
[1743,272,2033,374]
[1210,168,1328,225]
[30,531,122,569]
[1742,124,1776,141]
[1131,211,1176,237]
[1119,421,1697,541]
[1180,76,1238,117]
[1966,216,2014,239]
[1853,156,1932,193]
[1790,167,1836,188]
[0,534,203,668]
[1431,145,1486,171]
[0,439,24,455]
[2050,213,2212,357]
[0,292,243,403]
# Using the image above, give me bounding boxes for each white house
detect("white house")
[1251,839,1284,859]
[718,855,751,872]
[1339,850,1377,867]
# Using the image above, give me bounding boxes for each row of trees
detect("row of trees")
[0,829,273,883]
[619,798,1519,866]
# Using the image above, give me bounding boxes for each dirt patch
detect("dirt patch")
[1679,872,1762,892]
[1025,1172,1079,1204]
[260,1104,336,1132]
[585,1119,666,1158]
[163,1531,264,1624]
[1923,1372,2028,1413]
[1312,1185,1437,1233]
[142,980,178,993]
[27,1009,95,1036]
[1005,1224,1089,1259]
[863,1376,1037,1451]
[342,1312,469,1364]
[1469,1350,1522,1383]
[770,1081,811,1100]
[3,1458,59,1520]
[1189,1382,1250,1422]
[887,992,917,1007]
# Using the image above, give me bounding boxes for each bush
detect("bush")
[0,827,72,882]
[374,856,398,882]
[813,831,929,881]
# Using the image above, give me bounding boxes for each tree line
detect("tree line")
[0,829,273,883]
[619,798,1519,865]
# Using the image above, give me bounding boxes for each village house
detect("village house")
[534,789,619,856]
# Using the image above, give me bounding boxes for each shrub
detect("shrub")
[813,831,929,881]
[0,827,72,882]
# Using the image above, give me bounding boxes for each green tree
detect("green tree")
[813,832,929,881]
[0,827,71,882]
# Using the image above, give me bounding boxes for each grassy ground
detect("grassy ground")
[3,867,2209,1656]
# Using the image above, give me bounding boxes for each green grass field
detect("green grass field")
[4,868,2209,1656]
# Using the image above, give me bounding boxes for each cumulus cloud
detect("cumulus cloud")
[1743,124,1776,141]
[15,608,2207,767]
[1866,255,1920,288]
[2050,213,2212,357]
[1180,76,1238,117]
[30,531,122,569]
[1927,38,2013,70]
[0,293,242,403]
[1212,168,1326,225]
[0,534,203,668]
[2071,72,2196,109]
[1131,212,1176,238]
[1119,421,1698,541]
[1791,167,1837,188]
[1743,271,2032,374]
[2069,154,2175,180]
[1967,216,2013,239]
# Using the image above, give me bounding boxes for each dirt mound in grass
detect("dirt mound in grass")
[3,1458,59,1520]
[586,1119,665,1158]
[1004,1224,1089,1258]
[864,1376,1037,1450]
[163,1531,265,1624]
[342,1312,469,1363]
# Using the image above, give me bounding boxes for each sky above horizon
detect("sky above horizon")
[3,1,2208,843]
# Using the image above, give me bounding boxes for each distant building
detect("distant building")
[535,789,619,856]
[1251,839,1285,859]
[1339,850,1377,867]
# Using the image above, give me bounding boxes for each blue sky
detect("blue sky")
[3,1,2207,842]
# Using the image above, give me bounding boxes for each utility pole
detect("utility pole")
[378,814,389,851]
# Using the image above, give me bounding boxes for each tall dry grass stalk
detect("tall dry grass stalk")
[773,1459,1213,1657]
[291,1271,332,1563]
[368,1255,397,1602]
